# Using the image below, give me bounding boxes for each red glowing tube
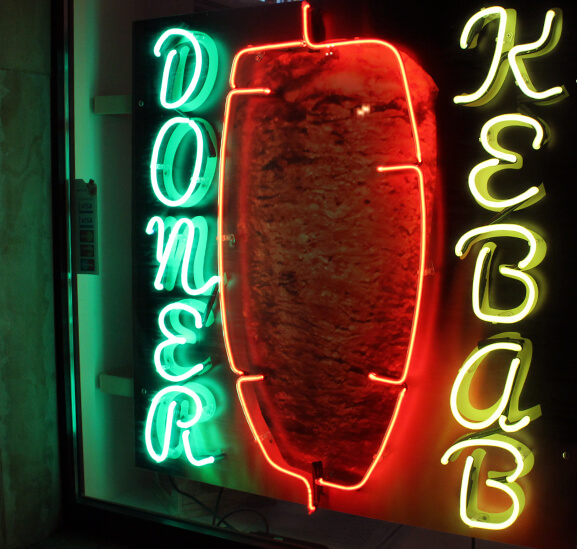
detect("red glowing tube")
[301,3,422,163]
[218,87,271,378]
[219,1,436,509]
[369,165,427,387]
[316,387,407,491]
[236,376,317,513]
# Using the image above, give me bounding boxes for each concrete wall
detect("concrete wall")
[0,1,60,547]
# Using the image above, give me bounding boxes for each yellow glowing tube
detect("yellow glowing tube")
[455,224,545,270]
[441,434,533,483]
[472,244,538,324]
[452,333,541,432]
[480,115,544,163]
[455,225,545,323]
[508,9,566,103]
[454,7,516,106]
[442,437,532,531]
[458,453,525,530]
[499,414,530,432]
[469,114,545,211]
[451,341,522,431]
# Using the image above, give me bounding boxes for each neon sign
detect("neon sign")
[443,4,566,531]
[129,3,577,546]
[455,224,545,324]
[449,334,541,433]
[142,26,222,469]
[145,384,218,465]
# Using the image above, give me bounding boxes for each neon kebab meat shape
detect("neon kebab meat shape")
[218,3,437,511]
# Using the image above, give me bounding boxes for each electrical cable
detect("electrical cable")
[212,487,224,526]
[168,476,237,531]
[216,508,270,534]
[169,477,270,535]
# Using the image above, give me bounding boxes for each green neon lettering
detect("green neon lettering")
[146,216,219,295]
[182,430,216,467]
[151,117,217,207]
[154,29,218,111]
[154,299,214,383]
[145,385,217,466]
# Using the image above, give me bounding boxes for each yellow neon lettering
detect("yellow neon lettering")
[451,333,541,431]
[474,243,537,323]
[442,435,534,530]
[458,452,524,530]
[508,9,566,103]
[154,300,214,383]
[454,7,516,106]
[146,216,220,295]
[470,114,546,211]
[455,225,545,323]
[451,5,556,532]
[455,7,566,106]
[441,434,534,529]
[442,433,533,481]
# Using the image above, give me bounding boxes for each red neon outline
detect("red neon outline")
[369,165,426,387]
[218,88,270,377]
[229,42,304,90]
[316,387,407,490]
[227,3,421,163]
[218,2,428,508]
[301,3,422,164]
[236,376,316,513]
[316,166,425,492]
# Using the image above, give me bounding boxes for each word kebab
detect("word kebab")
[441,6,566,531]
